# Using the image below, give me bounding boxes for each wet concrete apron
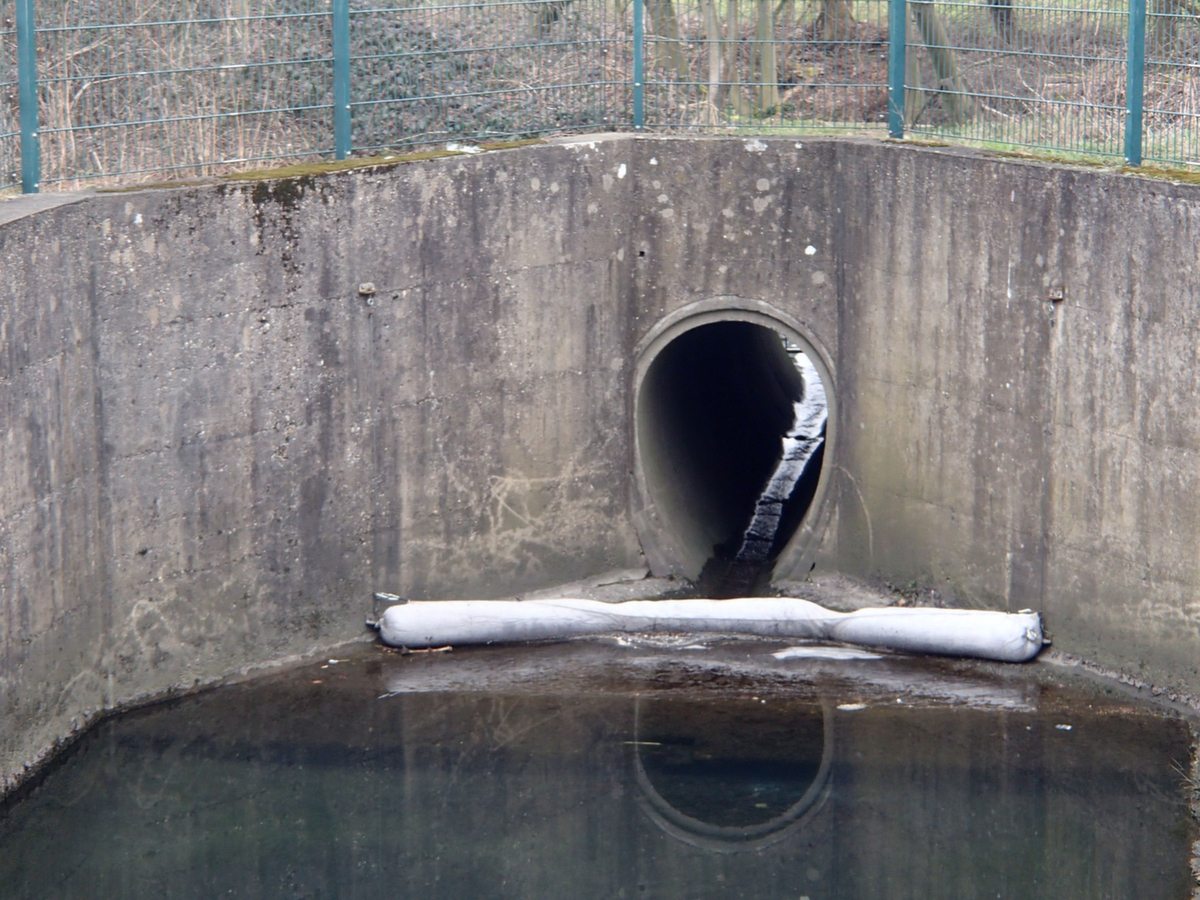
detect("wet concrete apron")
[0,639,1195,899]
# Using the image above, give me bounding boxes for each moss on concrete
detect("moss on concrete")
[885,137,952,148]
[983,148,1116,170]
[221,149,459,183]
[1120,164,1200,186]
[478,138,547,151]
[97,140,549,195]
[981,149,1200,186]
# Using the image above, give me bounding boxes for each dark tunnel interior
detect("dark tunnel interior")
[636,321,827,590]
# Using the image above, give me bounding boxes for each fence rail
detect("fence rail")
[1,0,1197,192]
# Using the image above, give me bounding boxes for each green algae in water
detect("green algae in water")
[0,642,1194,899]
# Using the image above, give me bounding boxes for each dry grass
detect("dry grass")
[902,0,1199,161]
[28,0,335,188]
[21,0,631,188]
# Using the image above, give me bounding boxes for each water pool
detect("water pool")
[0,640,1194,899]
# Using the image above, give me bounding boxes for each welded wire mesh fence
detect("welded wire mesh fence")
[1144,2,1200,164]
[641,0,891,130]
[30,0,336,189]
[2,0,1198,192]
[902,0,1133,158]
[349,0,631,151]
[1,2,18,190]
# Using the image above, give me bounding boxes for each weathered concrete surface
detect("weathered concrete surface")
[3,134,1200,794]
[0,138,648,794]
[833,144,1200,698]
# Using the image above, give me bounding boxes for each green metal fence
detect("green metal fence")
[2,0,1198,193]
[896,0,1185,164]
[898,0,1138,159]
[20,0,337,191]
[1144,1,1200,165]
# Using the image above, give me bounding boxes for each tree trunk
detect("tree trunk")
[726,0,754,115]
[647,0,690,80]
[756,0,780,113]
[818,0,856,40]
[909,0,974,124]
[701,0,724,123]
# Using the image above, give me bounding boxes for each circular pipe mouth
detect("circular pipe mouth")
[632,303,836,585]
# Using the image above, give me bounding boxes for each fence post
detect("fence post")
[16,0,39,192]
[1124,0,1145,166]
[887,0,906,138]
[632,0,644,129]
[332,0,351,159]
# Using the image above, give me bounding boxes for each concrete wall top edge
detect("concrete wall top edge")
[4,136,1196,228]
[0,191,93,228]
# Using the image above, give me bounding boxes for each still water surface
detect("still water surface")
[0,641,1194,899]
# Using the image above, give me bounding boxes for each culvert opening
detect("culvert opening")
[636,320,828,597]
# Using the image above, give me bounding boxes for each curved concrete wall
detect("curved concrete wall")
[3,135,1200,793]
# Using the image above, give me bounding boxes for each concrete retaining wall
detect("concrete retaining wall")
[835,145,1200,691]
[3,135,1200,793]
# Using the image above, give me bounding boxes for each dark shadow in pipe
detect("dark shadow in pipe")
[637,321,823,595]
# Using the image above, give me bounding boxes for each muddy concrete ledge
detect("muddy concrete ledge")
[4,135,1200,798]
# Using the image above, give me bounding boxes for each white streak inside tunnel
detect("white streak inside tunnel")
[734,351,827,565]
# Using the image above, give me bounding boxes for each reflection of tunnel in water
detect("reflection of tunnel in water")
[637,321,827,594]
[633,695,833,852]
